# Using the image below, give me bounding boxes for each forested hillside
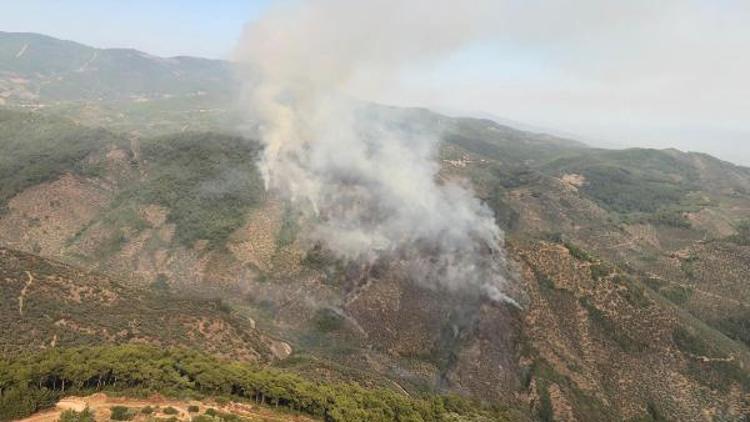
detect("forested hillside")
[0,345,512,421]
[1,32,749,421]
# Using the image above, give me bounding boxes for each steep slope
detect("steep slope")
[0,246,288,362]
[2,109,749,419]
[516,240,750,420]
[2,34,750,418]
[0,109,128,210]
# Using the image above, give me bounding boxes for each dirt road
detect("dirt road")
[19,393,315,422]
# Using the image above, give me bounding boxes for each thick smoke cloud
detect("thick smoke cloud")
[235,0,514,303]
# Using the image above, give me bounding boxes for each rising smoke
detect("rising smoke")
[235,0,515,303]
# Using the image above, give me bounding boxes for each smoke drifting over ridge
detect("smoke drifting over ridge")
[236,0,513,302]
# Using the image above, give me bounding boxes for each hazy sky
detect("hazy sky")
[2,0,749,165]
[0,0,270,59]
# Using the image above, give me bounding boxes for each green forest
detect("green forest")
[0,344,509,421]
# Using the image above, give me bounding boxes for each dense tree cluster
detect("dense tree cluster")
[118,132,266,247]
[0,345,507,421]
[0,110,125,210]
[730,220,750,246]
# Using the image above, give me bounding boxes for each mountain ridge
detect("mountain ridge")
[1,32,750,421]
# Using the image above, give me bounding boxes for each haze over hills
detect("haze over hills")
[1,32,750,421]
[0,31,232,102]
[2,30,748,167]
[0,31,239,137]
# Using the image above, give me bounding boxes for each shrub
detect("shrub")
[564,242,595,262]
[312,308,344,333]
[151,274,171,293]
[192,416,220,422]
[162,406,179,415]
[141,406,155,415]
[537,383,554,422]
[110,406,135,421]
[199,409,243,422]
[590,263,612,281]
[661,285,692,305]
[59,407,95,422]
[729,220,750,245]
[535,270,556,291]
[647,210,692,229]
[188,405,200,413]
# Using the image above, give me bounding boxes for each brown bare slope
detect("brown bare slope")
[0,246,288,362]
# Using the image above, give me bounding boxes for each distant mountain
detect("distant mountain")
[0,31,234,104]
[2,32,750,421]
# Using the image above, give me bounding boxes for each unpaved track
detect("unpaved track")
[15,43,28,58]
[19,393,316,422]
[18,271,33,316]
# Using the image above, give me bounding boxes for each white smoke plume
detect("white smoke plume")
[235,0,514,303]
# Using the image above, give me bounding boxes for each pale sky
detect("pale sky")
[2,0,749,165]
